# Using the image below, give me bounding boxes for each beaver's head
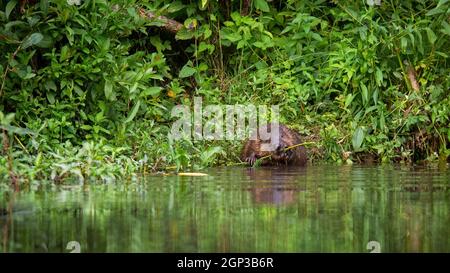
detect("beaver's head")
[272,145,294,162]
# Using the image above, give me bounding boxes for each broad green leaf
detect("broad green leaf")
[436,51,449,58]
[104,80,115,101]
[352,127,365,151]
[203,27,212,39]
[5,21,27,32]
[426,28,437,45]
[416,30,424,55]
[0,113,15,125]
[6,0,17,20]
[127,7,137,18]
[440,21,450,36]
[175,28,194,40]
[426,0,449,16]
[254,0,270,12]
[198,42,209,53]
[40,0,49,14]
[311,33,323,41]
[140,87,162,97]
[179,64,196,78]
[60,45,69,62]
[380,114,385,132]
[400,37,408,51]
[200,0,208,10]
[426,7,444,16]
[47,92,55,104]
[221,31,241,42]
[253,41,266,48]
[125,101,141,123]
[36,35,53,48]
[237,40,246,49]
[0,125,35,136]
[345,94,354,108]
[372,88,379,104]
[201,146,223,164]
[167,2,185,13]
[375,68,383,86]
[22,33,44,49]
[360,82,369,105]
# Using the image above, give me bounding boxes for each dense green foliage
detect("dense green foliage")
[1,0,449,183]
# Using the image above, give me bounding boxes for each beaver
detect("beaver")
[241,123,307,166]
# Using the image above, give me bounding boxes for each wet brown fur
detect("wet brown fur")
[241,123,307,166]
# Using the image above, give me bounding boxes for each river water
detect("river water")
[1,164,449,252]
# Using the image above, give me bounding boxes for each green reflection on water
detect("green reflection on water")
[1,164,449,253]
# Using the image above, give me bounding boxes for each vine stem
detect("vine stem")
[0,45,21,99]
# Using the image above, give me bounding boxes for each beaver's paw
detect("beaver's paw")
[284,149,294,160]
[245,153,257,166]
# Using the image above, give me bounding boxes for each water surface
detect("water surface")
[1,164,449,253]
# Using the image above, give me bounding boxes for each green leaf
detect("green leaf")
[221,31,241,42]
[40,0,49,14]
[254,0,270,12]
[203,27,212,39]
[104,80,115,101]
[6,0,17,20]
[140,86,162,98]
[400,37,408,51]
[440,20,450,36]
[416,31,424,55]
[200,0,208,10]
[237,40,246,49]
[46,92,55,104]
[167,2,185,13]
[436,51,449,58]
[352,127,365,151]
[179,64,196,78]
[0,113,15,126]
[426,28,437,45]
[175,28,194,40]
[372,88,379,104]
[344,94,354,108]
[426,0,449,16]
[375,68,383,86]
[253,41,266,48]
[426,7,444,16]
[200,146,223,165]
[60,45,69,62]
[360,82,369,105]
[125,101,141,123]
[0,125,35,136]
[22,33,44,49]
[379,114,385,132]
[36,35,53,48]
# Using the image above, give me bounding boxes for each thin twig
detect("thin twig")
[0,46,21,99]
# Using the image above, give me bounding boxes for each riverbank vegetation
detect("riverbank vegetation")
[1,0,449,185]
